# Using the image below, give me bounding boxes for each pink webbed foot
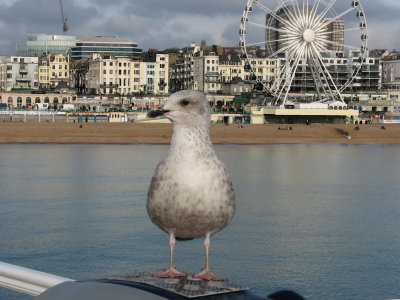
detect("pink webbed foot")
[153,267,187,278]
[193,269,225,281]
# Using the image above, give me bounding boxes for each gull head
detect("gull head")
[147,90,209,126]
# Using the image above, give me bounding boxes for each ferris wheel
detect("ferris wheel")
[239,0,368,106]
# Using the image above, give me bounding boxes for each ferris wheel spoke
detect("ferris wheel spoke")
[290,0,306,28]
[247,21,290,34]
[315,6,357,32]
[246,36,299,47]
[316,37,362,51]
[266,36,300,44]
[253,0,299,32]
[245,41,266,47]
[279,43,306,103]
[311,44,344,101]
[266,42,297,59]
[277,0,303,31]
[318,0,337,20]
[307,48,326,98]
[308,49,336,100]
[306,0,312,27]
[271,47,301,93]
[311,0,336,29]
[313,39,328,52]
[271,41,304,92]
[320,27,362,35]
[308,0,322,28]
[275,42,304,92]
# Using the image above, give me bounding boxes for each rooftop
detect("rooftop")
[79,36,137,44]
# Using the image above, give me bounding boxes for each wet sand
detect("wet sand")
[0,122,399,144]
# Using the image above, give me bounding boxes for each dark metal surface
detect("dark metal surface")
[107,273,249,298]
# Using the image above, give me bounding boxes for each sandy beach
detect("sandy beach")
[0,122,399,144]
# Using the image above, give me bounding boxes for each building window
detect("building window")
[53,97,59,104]
[35,97,41,103]
[62,97,67,104]
[26,97,32,106]
[7,97,13,106]
[44,97,50,103]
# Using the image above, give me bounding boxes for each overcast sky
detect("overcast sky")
[0,0,399,55]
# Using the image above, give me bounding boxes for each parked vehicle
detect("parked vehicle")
[35,103,50,110]
[59,104,75,111]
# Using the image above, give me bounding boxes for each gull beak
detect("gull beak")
[147,109,170,118]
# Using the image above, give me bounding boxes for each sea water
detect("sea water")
[1,144,400,300]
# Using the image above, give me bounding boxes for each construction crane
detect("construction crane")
[59,0,68,34]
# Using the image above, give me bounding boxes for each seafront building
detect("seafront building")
[16,34,77,57]
[169,42,200,91]
[193,54,220,93]
[0,91,75,109]
[38,53,70,89]
[84,53,168,96]
[70,36,142,61]
[86,54,136,95]
[139,53,169,95]
[381,52,400,91]
[0,56,38,92]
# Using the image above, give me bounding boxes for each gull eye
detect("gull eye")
[180,99,190,107]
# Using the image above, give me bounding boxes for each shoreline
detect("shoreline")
[0,123,400,145]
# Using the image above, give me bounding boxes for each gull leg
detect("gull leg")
[154,233,186,278]
[194,233,224,281]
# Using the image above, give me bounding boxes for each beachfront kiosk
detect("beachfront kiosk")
[251,102,360,124]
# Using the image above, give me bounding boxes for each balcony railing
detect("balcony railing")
[16,77,31,82]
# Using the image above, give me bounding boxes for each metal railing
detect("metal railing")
[0,261,73,296]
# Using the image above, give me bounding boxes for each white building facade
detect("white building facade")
[0,56,38,92]
[193,54,220,93]
[86,54,140,95]
[85,53,169,95]
[381,53,400,90]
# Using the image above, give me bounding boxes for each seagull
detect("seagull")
[146,90,235,281]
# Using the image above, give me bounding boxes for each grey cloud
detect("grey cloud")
[118,0,244,18]
[0,0,399,55]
